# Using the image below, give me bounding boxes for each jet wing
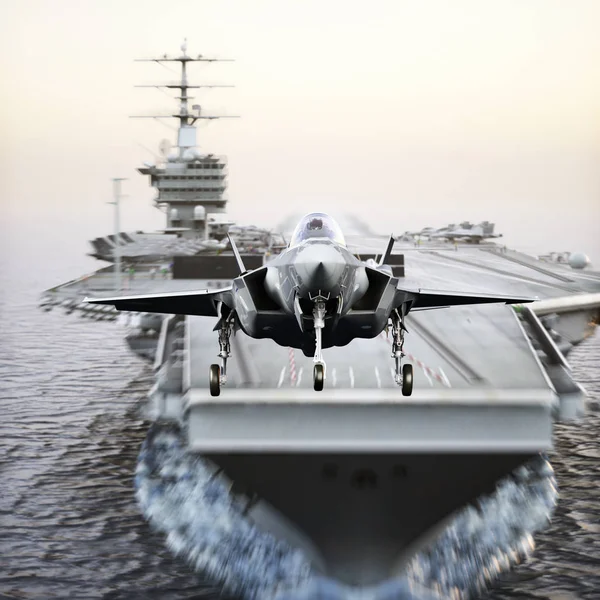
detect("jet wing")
[84,287,233,317]
[407,289,536,310]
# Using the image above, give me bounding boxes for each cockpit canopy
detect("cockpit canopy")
[289,213,346,248]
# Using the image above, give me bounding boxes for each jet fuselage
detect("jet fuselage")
[231,239,396,356]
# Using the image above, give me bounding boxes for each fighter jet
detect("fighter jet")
[429,221,502,243]
[86,213,533,396]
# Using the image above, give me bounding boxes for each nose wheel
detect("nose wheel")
[313,363,324,391]
[209,364,221,397]
[401,363,413,396]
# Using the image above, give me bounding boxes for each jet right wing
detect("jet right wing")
[405,289,536,311]
[85,287,233,317]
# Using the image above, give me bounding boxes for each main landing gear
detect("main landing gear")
[391,309,413,396]
[209,316,234,397]
[312,298,326,391]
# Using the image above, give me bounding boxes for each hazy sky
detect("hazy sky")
[2,0,599,263]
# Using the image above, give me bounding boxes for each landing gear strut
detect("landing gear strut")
[391,308,413,396]
[312,298,327,391]
[209,316,234,397]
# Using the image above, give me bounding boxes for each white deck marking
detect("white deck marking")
[374,366,382,388]
[331,368,337,387]
[349,367,355,388]
[296,367,304,387]
[439,367,451,388]
[277,366,286,388]
[422,368,433,386]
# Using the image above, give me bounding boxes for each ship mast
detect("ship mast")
[133,39,236,157]
[134,40,237,240]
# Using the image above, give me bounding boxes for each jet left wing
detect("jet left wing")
[85,287,233,317]
[405,289,536,310]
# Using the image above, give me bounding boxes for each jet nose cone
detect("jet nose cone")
[293,243,347,298]
[313,260,327,276]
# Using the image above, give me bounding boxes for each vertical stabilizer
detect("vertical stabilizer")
[379,235,395,266]
[228,234,247,274]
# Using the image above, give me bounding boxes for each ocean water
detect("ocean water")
[0,250,598,600]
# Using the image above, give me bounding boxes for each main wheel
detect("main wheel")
[209,364,221,397]
[401,363,413,396]
[313,364,324,392]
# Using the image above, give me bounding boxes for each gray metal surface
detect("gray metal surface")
[185,388,555,452]
[201,451,536,585]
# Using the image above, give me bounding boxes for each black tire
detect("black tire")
[209,364,221,397]
[313,364,324,392]
[402,363,413,396]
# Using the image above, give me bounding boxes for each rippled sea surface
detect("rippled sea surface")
[0,255,598,600]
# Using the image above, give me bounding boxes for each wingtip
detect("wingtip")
[510,297,537,310]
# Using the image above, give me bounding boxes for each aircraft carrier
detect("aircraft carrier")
[39,43,600,599]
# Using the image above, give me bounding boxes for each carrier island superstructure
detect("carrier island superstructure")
[134,39,234,241]
[40,43,600,596]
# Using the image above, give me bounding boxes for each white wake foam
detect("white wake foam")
[135,425,556,600]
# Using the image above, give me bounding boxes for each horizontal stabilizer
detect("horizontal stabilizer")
[85,287,232,316]
[410,289,536,310]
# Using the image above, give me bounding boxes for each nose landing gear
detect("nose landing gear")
[209,315,234,397]
[312,298,327,391]
[391,308,413,396]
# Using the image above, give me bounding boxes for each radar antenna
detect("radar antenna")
[132,40,238,157]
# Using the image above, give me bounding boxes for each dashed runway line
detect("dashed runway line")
[402,351,453,388]
[422,368,433,386]
[378,331,452,389]
[288,347,297,386]
[277,336,453,390]
[439,367,451,388]
[277,367,286,388]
